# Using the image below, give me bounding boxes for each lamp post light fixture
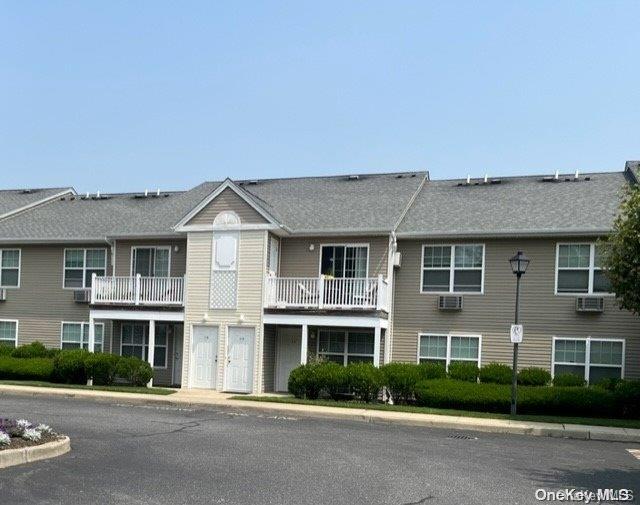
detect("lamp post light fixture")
[509,250,530,416]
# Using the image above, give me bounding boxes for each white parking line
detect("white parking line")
[627,449,640,460]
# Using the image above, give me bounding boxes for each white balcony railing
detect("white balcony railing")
[264,275,389,311]
[91,274,185,306]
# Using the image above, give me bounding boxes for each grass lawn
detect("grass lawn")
[232,395,640,430]
[0,380,176,395]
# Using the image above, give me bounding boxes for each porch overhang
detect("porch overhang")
[263,312,388,329]
[89,308,184,322]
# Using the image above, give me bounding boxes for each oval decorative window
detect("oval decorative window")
[213,211,241,226]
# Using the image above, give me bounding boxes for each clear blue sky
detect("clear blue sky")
[1,1,638,193]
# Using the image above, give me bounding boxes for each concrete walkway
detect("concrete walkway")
[1,384,638,443]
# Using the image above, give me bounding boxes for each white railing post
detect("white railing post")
[135,274,141,305]
[318,275,325,309]
[376,274,383,311]
[91,273,97,304]
[147,320,155,388]
[373,324,381,367]
[182,275,186,306]
[300,324,308,365]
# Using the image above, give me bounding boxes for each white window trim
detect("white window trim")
[551,336,625,383]
[0,249,21,289]
[62,248,108,290]
[316,328,375,366]
[554,242,614,296]
[130,246,172,277]
[420,244,485,295]
[60,321,104,351]
[318,243,371,278]
[416,333,482,369]
[0,319,19,347]
[119,322,168,369]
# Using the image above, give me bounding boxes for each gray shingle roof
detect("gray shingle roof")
[396,171,631,237]
[0,187,72,219]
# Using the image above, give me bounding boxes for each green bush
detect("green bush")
[518,367,551,386]
[479,363,513,385]
[0,345,13,356]
[115,356,153,386]
[345,363,383,403]
[418,362,447,380]
[448,361,479,382]
[553,373,586,387]
[315,361,348,400]
[380,363,423,404]
[11,341,51,359]
[414,379,618,417]
[593,377,625,391]
[614,380,640,419]
[52,349,89,384]
[0,356,54,381]
[85,353,120,386]
[288,362,326,399]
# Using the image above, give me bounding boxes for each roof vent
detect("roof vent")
[347,175,359,181]
[396,174,405,179]
[20,189,33,194]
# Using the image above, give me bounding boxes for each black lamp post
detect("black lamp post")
[509,250,530,415]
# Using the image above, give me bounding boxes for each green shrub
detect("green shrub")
[115,356,153,386]
[448,361,479,382]
[414,379,617,417]
[418,362,447,380]
[315,361,348,400]
[345,363,383,403]
[553,373,586,387]
[0,356,54,381]
[518,367,551,386]
[52,349,89,384]
[593,377,624,391]
[0,345,13,356]
[479,363,513,385]
[288,362,326,399]
[380,363,423,404]
[11,341,51,359]
[614,380,640,419]
[85,353,120,386]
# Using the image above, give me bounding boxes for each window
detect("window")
[421,245,484,293]
[131,247,171,277]
[320,245,368,278]
[0,249,20,287]
[418,333,481,370]
[553,337,624,383]
[0,320,18,347]
[317,329,374,365]
[120,323,168,368]
[556,243,611,294]
[64,249,106,288]
[61,322,104,352]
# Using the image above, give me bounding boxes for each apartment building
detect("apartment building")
[0,161,638,391]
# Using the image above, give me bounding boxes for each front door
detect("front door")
[225,326,255,393]
[173,331,183,386]
[191,325,218,389]
[275,329,301,392]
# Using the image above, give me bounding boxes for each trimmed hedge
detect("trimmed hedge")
[518,367,551,386]
[52,349,89,384]
[614,380,640,419]
[288,362,325,399]
[85,353,120,386]
[553,373,586,387]
[414,379,623,418]
[346,363,383,403]
[448,361,479,382]
[418,362,447,380]
[115,356,153,386]
[380,363,422,404]
[314,361,348,400]
[479,363,512,385]
[0,356,54,381]
[11,342,52,359]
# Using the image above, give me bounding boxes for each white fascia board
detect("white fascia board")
[394,229,611,239]
[90,309,184,322]
[0,189,75,221]
[263,312,388,329]
[178,223,281,233]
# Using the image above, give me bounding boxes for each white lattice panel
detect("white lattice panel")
[210,270,237,309]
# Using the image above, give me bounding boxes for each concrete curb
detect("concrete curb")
[1,385,639,443]
[0,436,70,469]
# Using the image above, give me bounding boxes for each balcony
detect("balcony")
[91,275,185,307]
[264,275,389,312]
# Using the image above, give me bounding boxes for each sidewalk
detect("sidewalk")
[1,384,638,443]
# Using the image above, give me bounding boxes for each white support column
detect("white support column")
[300,324,308,365]
[87,315,96,386]
[373,323,381,368]
[147,320,155,388]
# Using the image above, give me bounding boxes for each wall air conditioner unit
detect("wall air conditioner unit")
[438,295,463,311]
[74,289,91,304]
[575,296,604,313]
[392,251,402,268]
[0,289,6,301]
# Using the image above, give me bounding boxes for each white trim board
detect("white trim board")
[263,313,388,329]
[0,189,75,221]
[89,309,184,322]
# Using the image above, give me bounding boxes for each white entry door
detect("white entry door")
[191,325,218,389]
[225,326,255,393]
[172,331,183,386]
[275,329,301,392]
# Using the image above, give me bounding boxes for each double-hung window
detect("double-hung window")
[556,243,611,294]
[317,329,374,365]
[0,249,20,287]
[61,322,104,352]
[418,333,481,370]
[64,249,107,288]
[421,244,484,293]
[120,323,168,368]
[131,247,171,277]
[553,337,624,383]
[0,320,18,348]
[320,245,368,278]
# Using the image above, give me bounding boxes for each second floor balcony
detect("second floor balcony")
[91,274,185,307]
[264,275,389,312]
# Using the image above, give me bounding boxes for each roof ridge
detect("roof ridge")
[429,170,625,183]
[203,170,426,184]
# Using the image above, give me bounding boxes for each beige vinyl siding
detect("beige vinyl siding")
[0,244,112,349]
[262,324,276,392]
[183,230,267,392]
[114,239,187,277]
[186,188,268,226]
[278,235,390,278]
[392,238,640,378]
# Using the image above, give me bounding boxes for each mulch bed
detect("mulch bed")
[0,433,63,451]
